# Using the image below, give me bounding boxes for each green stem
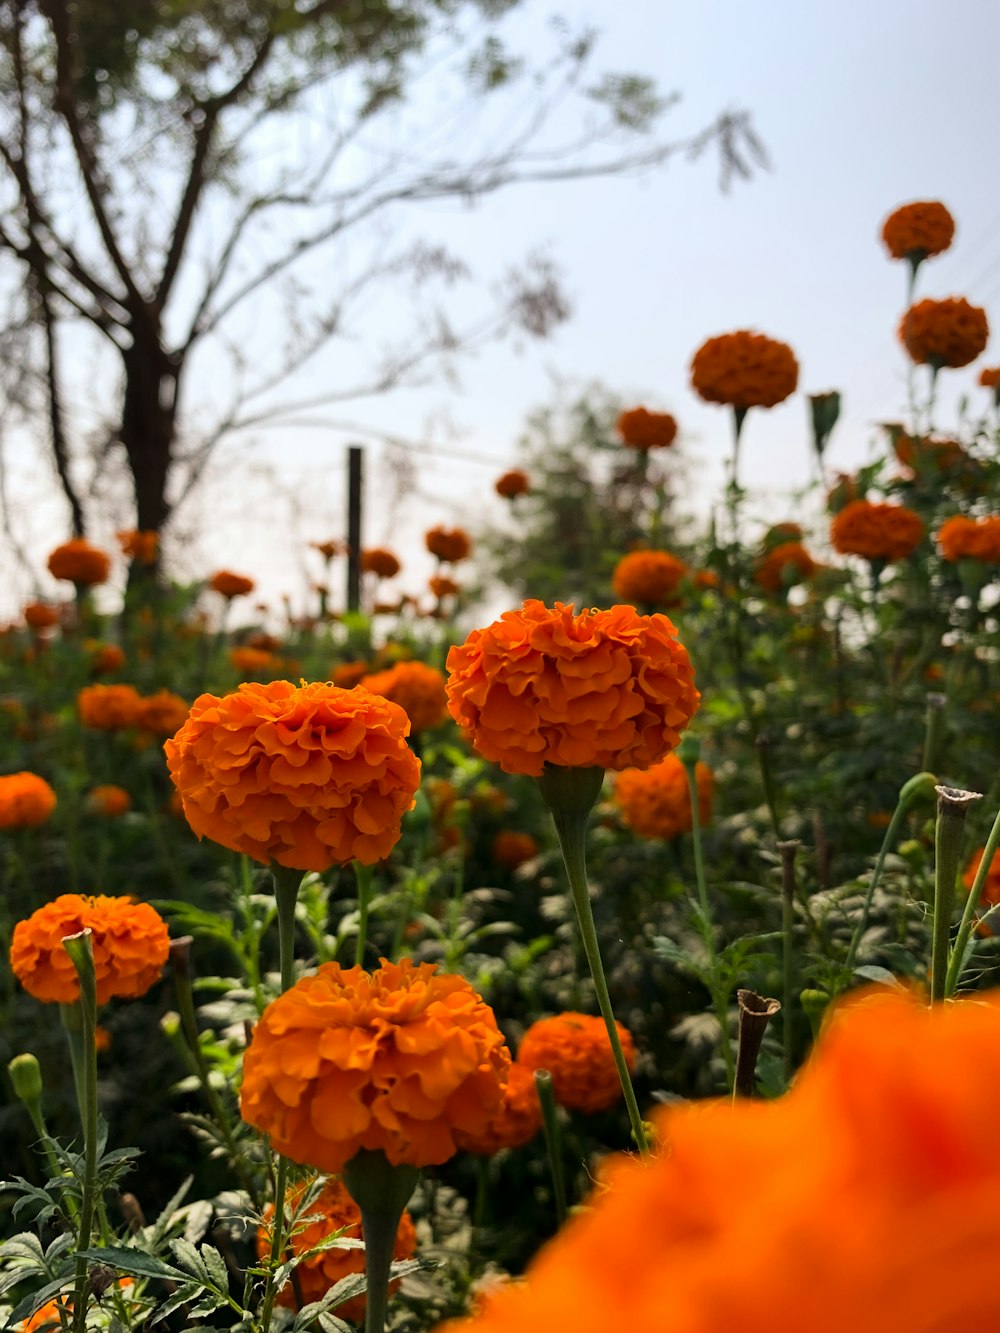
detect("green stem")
[342,1150,420,1333]
[777,841,799,1082]
[533,1069,567,1226]
[60,935,99,1333]
[354,862,375,967]
[946,802,1000,997]
[931,787,981,1002]
[537,766,649,1156]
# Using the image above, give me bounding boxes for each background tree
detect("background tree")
[0,0,764,579]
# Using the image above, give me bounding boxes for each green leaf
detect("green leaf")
[77,1246,188,1283]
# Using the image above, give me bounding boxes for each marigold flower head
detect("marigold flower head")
[136,689,189,737]
[890,430,968,475]
[611,550,687,608]
[830,500,924,562]
[361,548,401,579]
[495,469,531,499]
[240,958,510,1171]
[518,1012,635,1114]
[937,515,1000,564]
[86,785,132,818]
[164,679,421,871]
[230,645,279,676]
[437,987,1000,1333]
[881,200,955,261]
[87,641,126,675]
[23,602,60,631]
[426,525,473,563]
[430,574,461,599]
[0,771,57,829]
[11,893,169,1004]
[47,538,112,587]
[446,601,699,779]
[616,407,678,450]
[492,830,539,870]
[312,539,347,561]
[978,365,1000,389]
[690,330,798,410]
[899,297,989,369]
[754,541,817,594]
[116,529,159,565]
[453,1062,543,1156]
[256,1177,416,1319]
[77,683,145,730]
[613,753,712,841]
[330,659,371,689]
[208,569,255,598]
[360,661,448,734]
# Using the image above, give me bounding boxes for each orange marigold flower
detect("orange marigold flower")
[360,660,448,734]
[256,1177,416,1320]
[495,469,531,499]
[426,525,472,563]
[613,753,712,842]
[430,574,461,599]
[518,1013,635,1115]
[492,830,539,870]
[437,987,1000,1333]
[209,569,255,599]
[937,515,1000,563]
[754,541,817,594]
[830,500,924,562]
[136,689,190,737]
[23,602,60,631]
[899,297,989,369]
[454,1062,543,1156]
[611,550,687,608]
[239,958,510,1171]
[47,538,112,587]
[891,429,969,475]
[693,570,720,591]
[962,848,1000,933]
[446,600,699,778]
[77,683,145,730]
[229,645,279,676]
[116,529,159,564]
[978,365,1000,389]
[361,548,401,579]
[881,200,955,260]
[86,785,132,818]
[11,894,170,1004]
[690,330,798,410]
[311,539,347,561]
[330,659,371,689]
[164,679,421,871]
[87,641,126,675]
[0,771,57,829]
[616,408,678,450]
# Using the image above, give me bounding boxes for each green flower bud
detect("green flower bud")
[8,1052,43,1106]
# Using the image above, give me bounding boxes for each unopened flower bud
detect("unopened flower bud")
[8,1052,43,1106]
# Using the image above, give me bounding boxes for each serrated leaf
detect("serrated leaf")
[169,1238,211,1285]
[6,1275,74,1328]
[200,1244,229,1293]
[77,1246,188,1283]
[148,1281,203,1325]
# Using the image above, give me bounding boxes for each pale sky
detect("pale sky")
[6,0,1000,619]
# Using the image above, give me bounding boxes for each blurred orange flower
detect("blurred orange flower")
[690,330,798,410]
[47,539,111,587]
[830,500,924,562]
[23,602,60,631]
[616,407,678,450]
[962,848,1000,932]
[11,894,169,1004]
[891,429,968,474]
[164,679,421,871]
[240,958,510,1172]
[209,569,255,599]
[978,365,1000,389]
[0,772,57,829]
[86,785,132,818]
[611,550,687,607]
[116,529,159,564]
[754,541,817,594]
[492,830,539,870]
[881,200,955,260]
[361,548,401,579]
[229,645,279,676]
[613,753,713,841]
[426,525,473,563]
[899,297,988,369]
[430,574,461,599]
[518,1013,635,1115]
[136,689,190,737]
[937,515,1000,563]
[77,683,145,730]
[495,469,531,499]
[311,539,347,561]
[446,600,699,778]
[761,522,803,549]
[87,641,126,675]
[330,659,371,689]
[257,1177,416,1320]
[454,1062,543,1156]
[360,660,448,734]
[436,988,1000,1333]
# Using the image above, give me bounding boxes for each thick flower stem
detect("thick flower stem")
[61,933,99,1333]
[946,801,1000,997]
[342,1150,420,1333]
[354,861,375,967]
[538,765,649,1157]
[931,786,982,1003]
[533,1069,567,1225]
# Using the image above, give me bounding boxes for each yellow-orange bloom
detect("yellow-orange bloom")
[0,771,57,829]
[495,469,531,499]
[613,753,712,841]
[116,529,159,564]
[446,601,699,778]
[611,550,686,608]
[229,645,280,676]
[426,525,472,563]
[77,683,145,730]
[240,958,510,1171]
[86,785,132,818]
[136,689,190,737]
[937,515,1000,563]
[360,548,401,579]
[23,602,60,631]
[360,660,449,734]
[690,330,798,410]
[454,1061,543,1155]
[256,1177,416,1320]
[830,500,924,562]
[899,297,989,369]
[881,200,955,260]
[330,659,371,689]
[436,988,1000,1333]
[754,541,817,594]
[11,894,169,1004]
[47,538,111,587]
[492,830,539,870]
[518,1013,635,1115]
[616,408,678,450]
[164,680,421,871]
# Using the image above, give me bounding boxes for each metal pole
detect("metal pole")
[346,445,363,613]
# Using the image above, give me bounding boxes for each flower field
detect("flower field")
[4,199,1000,1331]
